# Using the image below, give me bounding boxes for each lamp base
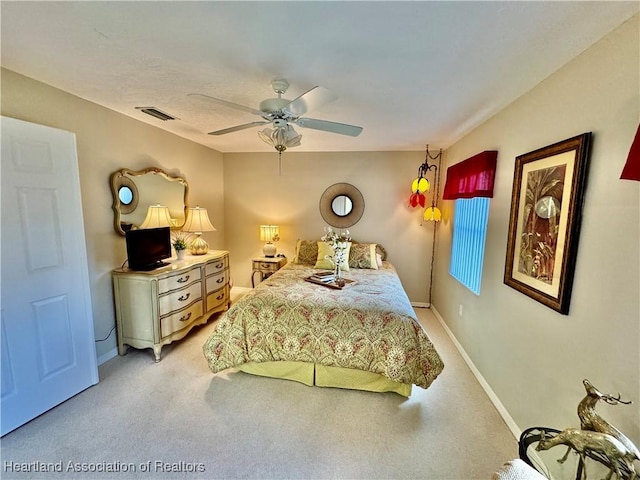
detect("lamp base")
[189,234,209,255]
[262,242,276,258]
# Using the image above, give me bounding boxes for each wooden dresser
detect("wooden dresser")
[112,250,230,362]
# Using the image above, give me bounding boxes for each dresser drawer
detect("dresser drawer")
[207,286,229,311]
[253,260,280,273]
[160,301,204,338]
[205,256,228,276]
[159,281,202,315]
[206,270,228,295]
[158,267,202,294]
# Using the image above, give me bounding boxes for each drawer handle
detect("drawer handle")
[178,293,191,302]
[177,275,190,284]
[216,277,224,284]
[179,312,192,322]
[216,293,224,300]
[261,263,271,268]
[214,262,224,268]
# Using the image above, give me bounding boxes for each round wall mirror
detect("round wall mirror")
[118,186,134,205]
[331,195,353,217]
[319,183,364,228]
[115,177,139,215]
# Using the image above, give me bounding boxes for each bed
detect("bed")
[202,241,444,396]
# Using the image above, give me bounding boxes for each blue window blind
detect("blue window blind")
[449,197,490,295]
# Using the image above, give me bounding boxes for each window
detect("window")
[443,150,497,295]
[449,197,490,294]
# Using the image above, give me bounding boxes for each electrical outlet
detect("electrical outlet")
[458,304,464,317]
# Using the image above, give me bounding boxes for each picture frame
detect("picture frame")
[504,133,592,314]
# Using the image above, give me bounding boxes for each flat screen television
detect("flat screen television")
[125,227,172,271]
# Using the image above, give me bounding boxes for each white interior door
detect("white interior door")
[1,116,98,436]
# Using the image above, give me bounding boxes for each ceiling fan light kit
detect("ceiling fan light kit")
[190,78,363,155]
[257,125,302,153]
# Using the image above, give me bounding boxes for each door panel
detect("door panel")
[1,116,98,436]
[1,314,16,400]
[18,187,64,270]
[33,295,75,379]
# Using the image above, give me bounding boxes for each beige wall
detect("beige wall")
[222,151,438,300]
[1,68,225,361]
[434,15,639,442]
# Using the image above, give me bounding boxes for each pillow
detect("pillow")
[376,253,383,268]
[349,243,379,269]
[293,239,319,265]
[314,241,351,271]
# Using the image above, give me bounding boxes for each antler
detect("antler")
[583,379,632,405]
[601,392,632,406]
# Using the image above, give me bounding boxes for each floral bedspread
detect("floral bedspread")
[202,263,444,389]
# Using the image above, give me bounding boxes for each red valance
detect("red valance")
[442,150,498,200]
[620,123,640,181]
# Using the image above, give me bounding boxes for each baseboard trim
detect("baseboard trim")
[411,301,431,308]
[97,348,118,366]
[232,286,252,294]
[430,305,522,441]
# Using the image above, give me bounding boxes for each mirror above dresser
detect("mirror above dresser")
[110,167,189,235]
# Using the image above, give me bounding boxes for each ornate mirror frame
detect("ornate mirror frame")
[110,167,189,235]
[319,183,365,228]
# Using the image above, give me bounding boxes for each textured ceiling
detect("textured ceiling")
[1,1,638,153]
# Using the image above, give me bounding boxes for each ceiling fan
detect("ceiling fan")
[188,79,363,153]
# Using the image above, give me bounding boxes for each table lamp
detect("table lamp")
[260,225,280,257]
[182,206,216,255]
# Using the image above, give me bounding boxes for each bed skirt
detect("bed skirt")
[238,361,412,397]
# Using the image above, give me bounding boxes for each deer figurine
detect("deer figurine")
[578,380,639,457]
[537,428,633,480]
[577,379,639,477]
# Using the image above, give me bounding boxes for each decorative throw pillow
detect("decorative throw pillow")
[293,239,319,265]
[314,241,351,271]
[348,243,379,269]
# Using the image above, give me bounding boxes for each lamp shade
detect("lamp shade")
[412,176,430,194]
[258,126,302,153]
[139,204,173,229]
[423,206,442,222]
[259,225,280,242]
[182,206,216,233]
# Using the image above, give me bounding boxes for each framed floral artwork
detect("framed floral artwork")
[504,133,592,314]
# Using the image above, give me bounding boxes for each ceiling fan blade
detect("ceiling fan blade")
[208,121,268,135]
[284,86,338,117]
[188,93,263,117]
[295,117,363,137]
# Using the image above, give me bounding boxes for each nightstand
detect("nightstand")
[252,256,287,287]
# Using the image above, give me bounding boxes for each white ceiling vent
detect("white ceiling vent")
[135,107,178,121]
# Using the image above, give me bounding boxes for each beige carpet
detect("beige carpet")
[0,298,518,480]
